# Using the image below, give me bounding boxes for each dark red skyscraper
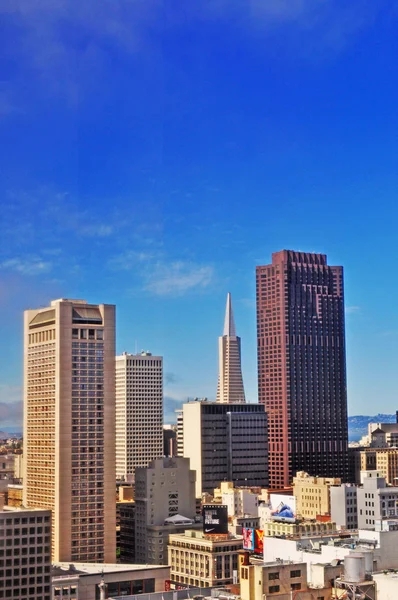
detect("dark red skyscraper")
[256,250,348,489]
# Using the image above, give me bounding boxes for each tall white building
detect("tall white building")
[216,293,245,404]
[23,298,116,563]
[116,351,163,480]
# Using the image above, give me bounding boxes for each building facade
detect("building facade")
[216,293,245,404]
[256,250,349,488]
[51,563,170,600]
[115,351,163,481]
[240,560,309,600]
[357,448,398,485]
[293,471,341,520]
[119,501,136,563]
[135,457,197,564]
[23,298,116,562]
[178,401,268,496]
[168,529,242,588]
[357,472,398,529]
[330,483,358,530]
[0,507,52,600]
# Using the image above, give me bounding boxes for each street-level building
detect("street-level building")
[51,563,170,600]
[168,529,243,588]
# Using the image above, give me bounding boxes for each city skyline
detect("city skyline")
[2,2,398,425]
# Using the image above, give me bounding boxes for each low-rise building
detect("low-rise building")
[230,515,260,536]
[168,529,243,588]
[6,483,23,507]
[357,473,398,529]
[264,519,337,538]
[222,486,259,518]
[373,571,398,600]
[330,483,358,530]
[52,563,170,600]
[0,506,52,600]
[293,471,341,520]
[240,558,333,600]
[356,447,398,485]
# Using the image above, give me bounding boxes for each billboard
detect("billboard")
[270,494,296,523]
[242,527,254,550]
[202,505,228,534]
[242,528,264,554]
[254,529,264,554]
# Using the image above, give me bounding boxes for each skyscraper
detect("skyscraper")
[216,293,246,404]
[23,298,116,562]
[115,351,163,480]
[256,250,348,489]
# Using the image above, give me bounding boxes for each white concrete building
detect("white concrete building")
[222,487,259,517]
[115,351,163,480]
[330,483,358,529]
[357,472,398,529]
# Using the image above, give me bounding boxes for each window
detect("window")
[268,572,279,580]
[269,585,280,593]
[290,569,301,578]
[291,583,301,590]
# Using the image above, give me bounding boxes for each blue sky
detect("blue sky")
[1,0,398,427]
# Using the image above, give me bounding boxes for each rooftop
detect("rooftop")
[52,563,168,577]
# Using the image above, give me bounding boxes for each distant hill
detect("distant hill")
[348,414,396,442]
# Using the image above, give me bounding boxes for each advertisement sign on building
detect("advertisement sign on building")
[242,527,255,550]
[254,529,264,554]
[270,494,296,523]
[242,528,264,554]
[202,505,228,534]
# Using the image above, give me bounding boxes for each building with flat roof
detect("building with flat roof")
[330,483,358,530]
[293,471,341,520]
[135,457,197,564]
[356,447,398,485]
[357,472,398,529]
[51,562,170,600]
[168,529,243,588]
[240,560,312,600]
[256,250,349,488]
[178,400,268,496]
[116,351,163,481]
[23,298,116,562]
[0,506,52,600]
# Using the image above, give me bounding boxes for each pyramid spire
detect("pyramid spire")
[217,292,245,404]
[223,292,236,337]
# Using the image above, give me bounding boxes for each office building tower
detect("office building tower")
[178,400,268,496]
[135,457,198,564]
[115,351,163,481]
[256,250,349,489]
[0,506,52,600]
[216,293,245,403]
[23,298,116,562]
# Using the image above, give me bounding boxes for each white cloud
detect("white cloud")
[144,261,214,296]
[345,305,360,314]
[0,257,52,275]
